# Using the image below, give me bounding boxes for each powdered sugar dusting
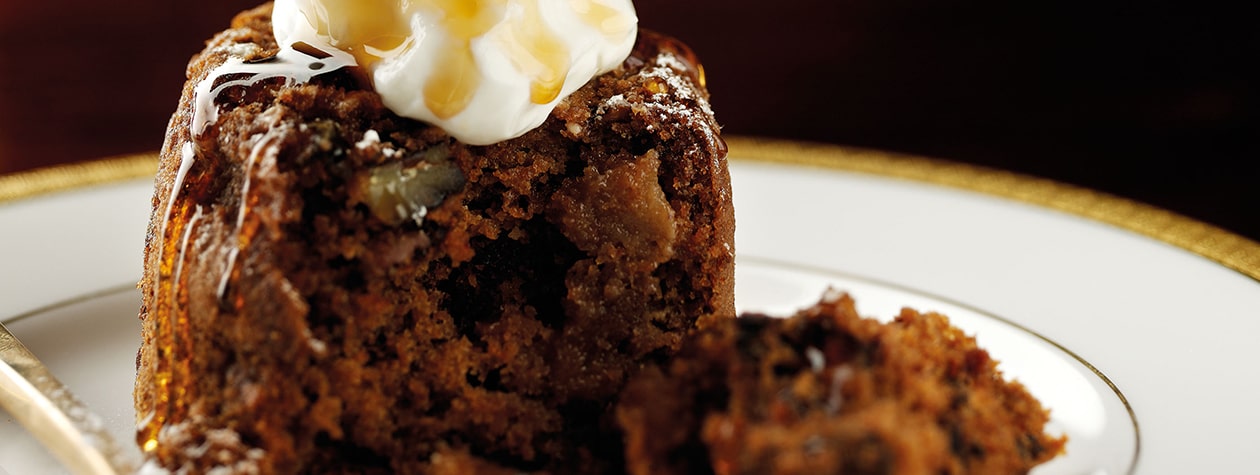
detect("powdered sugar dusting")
[639,52,712,116]
[355,129,402,158]
[220,42,263,59]
[143,419,266,475]
[652,53,690,78]
[594,51,721,158]
[355,129,381,150]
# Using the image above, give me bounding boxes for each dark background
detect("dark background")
[2,1,1256,241]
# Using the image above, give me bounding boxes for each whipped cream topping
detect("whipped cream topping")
[273,0,638,145]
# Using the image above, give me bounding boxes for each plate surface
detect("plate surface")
[3,142,1259,474]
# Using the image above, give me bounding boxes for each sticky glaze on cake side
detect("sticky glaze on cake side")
[134,3,733,473]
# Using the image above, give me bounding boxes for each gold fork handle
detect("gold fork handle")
[0,321,139,475]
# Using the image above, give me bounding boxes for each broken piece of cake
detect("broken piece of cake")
[617,291,1066,475]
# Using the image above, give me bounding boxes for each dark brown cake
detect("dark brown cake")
[616,291,1066,475]
[134,4,733,473]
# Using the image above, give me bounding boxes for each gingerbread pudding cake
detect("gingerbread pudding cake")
[135,1,732,473]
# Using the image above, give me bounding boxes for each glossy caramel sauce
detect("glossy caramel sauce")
[491,0,569,105]
[419,0,508,119]
[301,0,410,68]
[142,134,275,454]
[140,144,205,453]
[570,0,635,37]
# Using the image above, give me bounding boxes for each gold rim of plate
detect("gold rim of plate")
[3,137,1259,283]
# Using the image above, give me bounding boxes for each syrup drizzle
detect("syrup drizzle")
[416,0,506,119]
[493,0,570,105]
[570,0,636,38]
[191,42,356,136]
[299,0,411,68]
[216,127,285,304]
[148,44,344,447]
[141,142,198,453]
[170,204,204,414]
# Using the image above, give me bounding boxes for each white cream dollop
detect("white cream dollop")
[272,0,638,145]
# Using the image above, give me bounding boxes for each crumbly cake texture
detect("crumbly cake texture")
[617,291,1066,475]
[134,3,733,474]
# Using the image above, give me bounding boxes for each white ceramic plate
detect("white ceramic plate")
[2,140,1258,474]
